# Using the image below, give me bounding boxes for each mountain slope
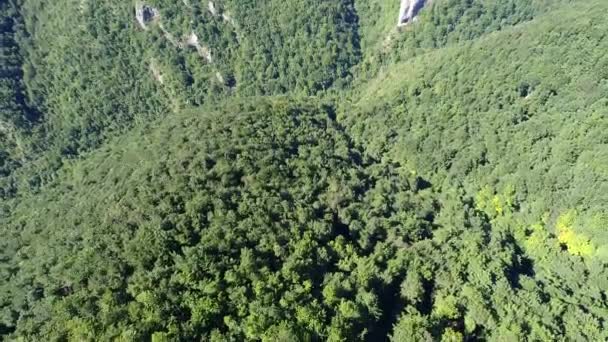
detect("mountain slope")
[1,0,359,162]
[0,0,36,178]
[0,99,438,339]
[1,0,607,341]
[343,0,608,254]
[3,98,606,340]
[353,0,574,79]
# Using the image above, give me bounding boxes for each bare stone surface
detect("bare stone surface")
[135,2,159,29]
[397,0,427,27]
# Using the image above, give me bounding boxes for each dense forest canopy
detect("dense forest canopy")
[0,0,607,340]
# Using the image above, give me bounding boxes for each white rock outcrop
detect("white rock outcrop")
[185,32,213,63]
[135,2,159,29]
[149,60,165,84]
[159,24,179,46]
[208,1,217,15]
[215,71,224,84]
[222,12,235,26]
[397,0,426,27]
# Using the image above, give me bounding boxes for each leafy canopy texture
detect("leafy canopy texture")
[1,0,607,340]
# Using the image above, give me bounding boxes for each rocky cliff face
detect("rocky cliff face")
[135,1,159,29]
[398,0,427,26]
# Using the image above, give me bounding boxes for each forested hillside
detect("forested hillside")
[0,0,35,178]
[344,0,608,258]
[14,0,360,154]
[1,0,607,340]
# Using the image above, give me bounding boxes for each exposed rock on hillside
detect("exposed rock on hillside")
[398,0,427,26]
[185,32,212,62]
[135,2,159,29]
[149,59,164,84]
[222,11,235,26]
[215,71,224,84]
[208,1,217,15]
[159,23,179,46]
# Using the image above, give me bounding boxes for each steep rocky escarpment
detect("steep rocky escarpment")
[397,0,427,26]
